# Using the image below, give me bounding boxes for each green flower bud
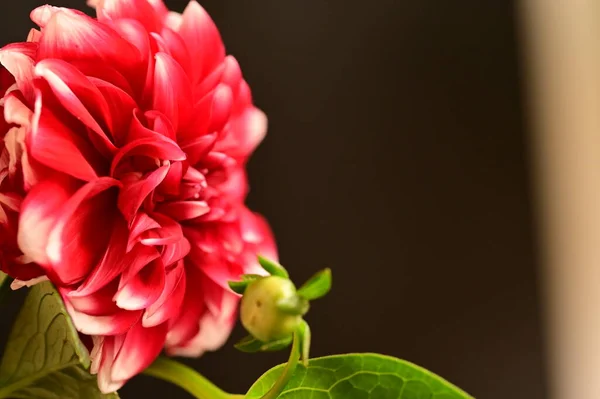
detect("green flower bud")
[240,276,305,342]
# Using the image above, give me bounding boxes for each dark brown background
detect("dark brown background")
[0,1,547,398]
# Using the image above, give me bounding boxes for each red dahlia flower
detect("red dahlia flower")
[0,0,276,392]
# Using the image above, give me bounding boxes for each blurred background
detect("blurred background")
[2,1,598,399]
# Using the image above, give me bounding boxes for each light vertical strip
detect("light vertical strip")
[519,1,600,398]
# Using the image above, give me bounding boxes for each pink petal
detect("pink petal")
[30,87,102,181]
[97,337,122,393]
[34,59,117,156]
[114,257,165,310]
[165,265,205,347]
[27,29,42,43]
[45,177,120,285]
[147,0,169,20]
[110,321,168,382]
[111,115,186,176]
[69,222,161,297]
[211,166,248,203]
[89,336,104,375]
[159,27,191,78]
[164,12,183,31]
[154,200,209,221]
[0,43,36,103]
[37,8,144,87]
[110,19,154,99]
[219,107,268,161]
[186,84,232,140]
[187,255,232,291]
[167,294,237,357]
[144,110,176,141]
[157,160,183,196]
[69,60,134,97]
[0,192,21,213]
[142,260,186,327]
[243,211,278,260]
[18,176,77,266]
[178,1,224,84]
[30,5,63,28]
[10,275,48,290]
[89,77,136,146]
[127,212,161,251]
[160,237,191,266]
[96,0,162,33]
[117,164,169,222]
[195,55,241,99]
[62,282,120,316]
[139,213,183,246]
[180,133,217,166]
[153,52,192,132]
[65,300,142,335]
[3,93,33,127]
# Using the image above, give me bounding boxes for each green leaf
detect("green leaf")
[229,281,251,295]
[259,336,294,352]
[0,282,118,399]
[235,335,265,353]
[258,256,289,279]
[297,269,331,301]
[245,353,473,399]
[235,335,293,353]
[276,296,309,316]
[0,271,13,304]
[229,274,264,295]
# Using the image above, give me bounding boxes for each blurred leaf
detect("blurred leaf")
[235,335,264,353]
[276,296,309,316]
[259,336,293,352]
[297,269,331,301]
[229,274,264,294]
[229,281,250,295]
[0,271,13,304]
[257,256,289,279]
[246,353,472,399]
[235,335,293,353]
[0,282,118,399]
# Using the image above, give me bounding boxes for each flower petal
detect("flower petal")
[139,213,183,246]
[65,300,142,335]
[178,1,224,84]
[155,200,209,221]
[142,261,186,327]
[117,165,169,223]
[30,85,106,181]
[127,212,161,251]
[160,237,191,266]
[153,52,192,132]
[167,294,237,357]
[34,59,117,156]
[165,265,205,348]
[110,321,168,382]
[0,43,36,103]
[18,176,77,267]
[218,107,268,161]
[114,258,165,310]
[95,0,162,33]
[89,77,136,146]
[45,177,120,284]
[37,8,143,86]
[69,221,161,297]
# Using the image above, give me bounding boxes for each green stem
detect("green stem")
[143,357,241,399]
[260,332,300,399]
